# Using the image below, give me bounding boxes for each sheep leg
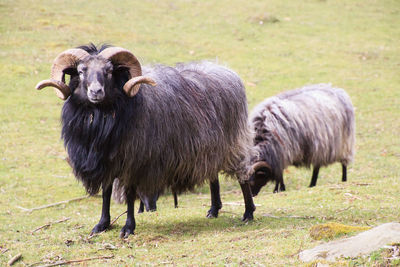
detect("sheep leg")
[309,166,320,187]
[342,164,347,182]
[273,174,286,193]
[280,182,286,191]
[273,181,280,193]
[138,200,145,213]
[173,192,178,208]
[240,182,255,221]
[279,174,286,192]
[120,188,136,238]
[207,178,222,218]
[91,184,112,234]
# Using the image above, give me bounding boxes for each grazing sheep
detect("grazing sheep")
[249,84,355,196]
[36,44,255,237]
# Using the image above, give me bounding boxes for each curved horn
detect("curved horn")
[252,161,271,172]
[99,47,142,78]
[35,48,90,100]
[36,79,72,100]
[99,47,156,97]
[123,76,157,97]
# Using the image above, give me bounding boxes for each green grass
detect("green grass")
[1,0,399,265]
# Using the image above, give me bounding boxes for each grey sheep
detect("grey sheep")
[249,84,355,195]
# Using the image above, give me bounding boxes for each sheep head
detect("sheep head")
[35,46,156,103]
[249,161,272,196]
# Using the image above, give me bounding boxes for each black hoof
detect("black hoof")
[120,224,135,238]
[273,186,286,193]
[242,212,254,222]
[137,208,144,213]
[206,207,220,218]
[91,220,110,235]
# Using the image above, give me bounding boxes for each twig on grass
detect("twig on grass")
[223,202,261,207]
[353,182,371,186]
[335,206,353,214]
[31,255,114,267]
[110,211,127,227]
[87,211,127,240]
[31,218,70,234]
[7,253,22,266]
[17,196,89,212]
[262,213,315,219]
[87,232,99,240]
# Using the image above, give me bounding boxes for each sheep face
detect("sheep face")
[73,57,116,104]
[249,165,272,196]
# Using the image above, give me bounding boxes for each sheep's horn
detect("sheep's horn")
[36,48,90,100]
[99,47,156,97]
[99,47,142,77]
[35,79,71,100]
[123,76,157,97]
[252,161,271,172]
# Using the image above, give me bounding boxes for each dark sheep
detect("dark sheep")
[249,84,355,195]
[36,44,255,237]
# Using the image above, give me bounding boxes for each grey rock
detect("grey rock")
[299,222,400,262]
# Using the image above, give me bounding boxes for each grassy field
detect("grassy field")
[1,0,399,265]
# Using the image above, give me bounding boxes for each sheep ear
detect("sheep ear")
[123,76,156,97]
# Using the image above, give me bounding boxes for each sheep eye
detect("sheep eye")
[105,66,113,74]
[78,67,87,75]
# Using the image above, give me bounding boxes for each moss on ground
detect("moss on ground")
[310,222,370,240]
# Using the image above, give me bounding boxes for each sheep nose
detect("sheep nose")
[88,81,104,96]
[90,87,102,96]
